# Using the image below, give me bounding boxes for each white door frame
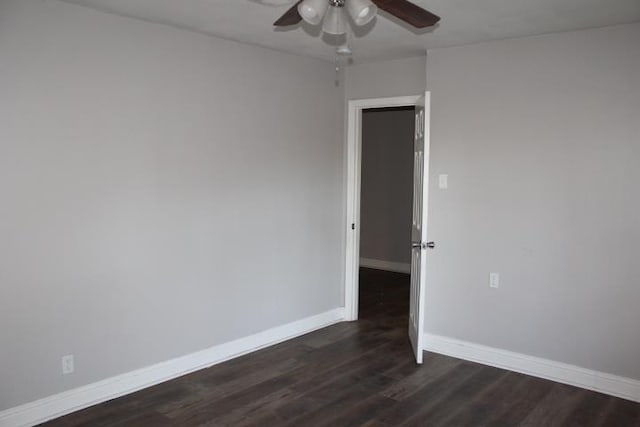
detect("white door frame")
[344,95,422,321]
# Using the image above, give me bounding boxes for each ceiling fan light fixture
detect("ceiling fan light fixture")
[336,44,352,56]
[322,5,347,35]
[346,0,377,26]
[297,0,329,25]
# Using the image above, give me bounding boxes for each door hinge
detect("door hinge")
[351,223,355,230]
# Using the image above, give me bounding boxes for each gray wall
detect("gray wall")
[0,0,344,410]
[360,109,414,264]
[345,56,426,100]
[425,23,640,380]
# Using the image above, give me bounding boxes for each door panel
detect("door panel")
[408,93,430,364]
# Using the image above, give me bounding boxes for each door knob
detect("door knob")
[412,241,436,249]
[411,242,436,249]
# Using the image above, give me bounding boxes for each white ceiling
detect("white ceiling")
[59,0,640,62]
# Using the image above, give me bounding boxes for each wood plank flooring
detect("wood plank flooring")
[43,268,640,426]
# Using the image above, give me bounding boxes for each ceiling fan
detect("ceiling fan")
[273,0,440,35]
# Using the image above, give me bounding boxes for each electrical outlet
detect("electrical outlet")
[62,355,74,375]
[489,273,500,288]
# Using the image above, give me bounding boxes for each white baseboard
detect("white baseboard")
[0,308,346,427]
[360,258,410,274]
[424,333,640,403]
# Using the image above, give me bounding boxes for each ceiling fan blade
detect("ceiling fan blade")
[274,0,304,26]
[371,0,440,28]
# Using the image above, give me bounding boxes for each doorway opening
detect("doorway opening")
[358,106,415,324]
[344,94,432,363]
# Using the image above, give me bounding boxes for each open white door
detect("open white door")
[409,92,432,364]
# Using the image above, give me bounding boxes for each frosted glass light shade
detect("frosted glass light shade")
[297,0,330,25]
[322,6,346,35]
[346,0,377,26]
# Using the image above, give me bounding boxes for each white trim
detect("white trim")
[0,308,345,427]
[344,95,421,322]
[424,333,640,403]
[360,258,411,274]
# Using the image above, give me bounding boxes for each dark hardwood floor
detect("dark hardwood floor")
[43,268,640,426]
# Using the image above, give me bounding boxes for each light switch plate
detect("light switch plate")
[489,273,500,288]
[438,174,448,189]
